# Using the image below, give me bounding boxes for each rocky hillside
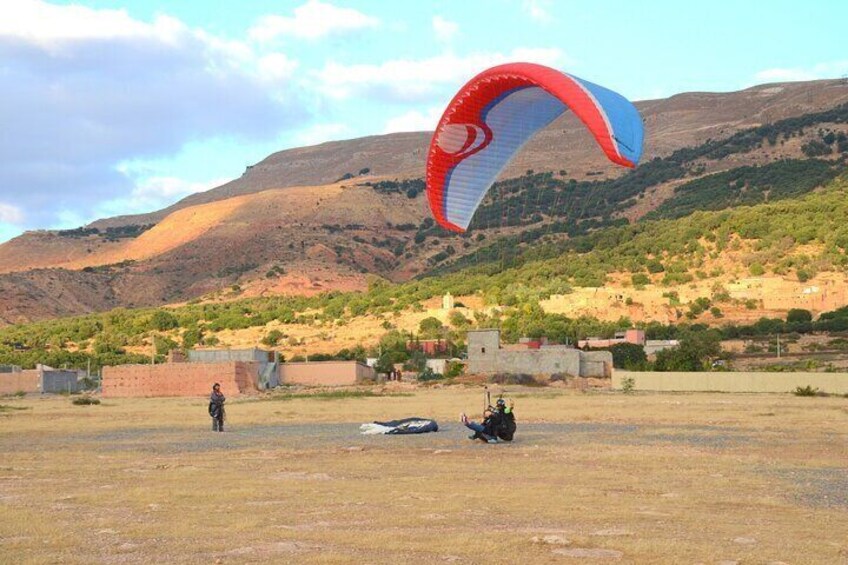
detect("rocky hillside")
[1,78,848,323]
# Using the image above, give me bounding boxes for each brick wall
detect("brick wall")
[280,361,375,386]
[0,371,39,395]
[102,362,260,398]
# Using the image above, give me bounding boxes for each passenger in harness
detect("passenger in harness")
[461,398,515,443]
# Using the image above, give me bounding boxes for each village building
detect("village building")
[578,329,646,349]
[467,329,612,377]
[644,339,681,357]
[406,338,450,356]
[577,330,679,358]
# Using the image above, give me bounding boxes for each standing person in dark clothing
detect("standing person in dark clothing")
[209,383,226,432]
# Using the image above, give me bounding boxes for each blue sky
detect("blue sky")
[1,0,846,242]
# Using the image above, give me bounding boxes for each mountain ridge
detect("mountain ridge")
[86,78,848,229]
[1,78,847,323]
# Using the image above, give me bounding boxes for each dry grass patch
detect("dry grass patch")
[0,389,846,563]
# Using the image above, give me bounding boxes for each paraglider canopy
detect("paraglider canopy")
[426,62,644,232]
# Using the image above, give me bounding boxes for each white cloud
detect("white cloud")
[314,47,568,101]
[131,176,224,200]
[0,1,308,232]
[0,203,25,224]
[522,0,553,23]
[258,52,300,82]
[432,16,459,43]
[383,107,443,134]
[294,123,351,146]
[249,0,378,42]
[753,61,848,83]
[93,175,229,221]
[0,0,174,45]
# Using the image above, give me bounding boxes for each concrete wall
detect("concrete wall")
[0,371,39,395]
[0,367,80,395]
[280,361,376,386]
[425,359,448,375]
[102,361,259,398]
[580,351,613,378]
[188,348,272,363]
[468,329,612,377]
[190,349,279,389]
[613,370,848,394]
[40,369,81,393]
[644,340,679,356]
[472,347,583,375]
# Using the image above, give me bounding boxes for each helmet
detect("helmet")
[496,398,506,407]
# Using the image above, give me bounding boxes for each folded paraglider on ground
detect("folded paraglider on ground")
[359,417,439,435]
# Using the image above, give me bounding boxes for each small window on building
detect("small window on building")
[481,347,486,354]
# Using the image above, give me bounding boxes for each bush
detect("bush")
[792,385,822,397]
[786,309,812,324]
[646,260,664,274]
[261,329,284,347]
[444,361,465,379]
[417,367,444,382]
[72,396,100,405]
[620,376,636,393]
[631,273,651,286]
[487,373,539,386]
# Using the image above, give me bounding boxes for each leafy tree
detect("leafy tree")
[403,350,427,372]
[448,310,470,329]
[418,317,445,339]
[153,334,178,356]
[654,329,721,371]
[182,327,203,349]
[150,310,178,331]
[607,343,647,369]
[786,309,812,324]
[92,333,126,356]
[373,353,396,376]
[261,329,284,347]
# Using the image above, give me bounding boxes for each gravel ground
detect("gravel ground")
[2,421,758,454]
[8,420,843,511]
[765,466,848,509]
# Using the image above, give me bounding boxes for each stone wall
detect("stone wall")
[102,362,259,398]
[613,370,848,394]
[280,361,376,386]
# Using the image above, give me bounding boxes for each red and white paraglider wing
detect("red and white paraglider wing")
[426,62,644,232]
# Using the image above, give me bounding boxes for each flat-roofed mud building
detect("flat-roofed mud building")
[467,329,612,377]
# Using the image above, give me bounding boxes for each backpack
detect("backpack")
[497,411,516,441]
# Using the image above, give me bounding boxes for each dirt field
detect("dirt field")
[1,388,846,564]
